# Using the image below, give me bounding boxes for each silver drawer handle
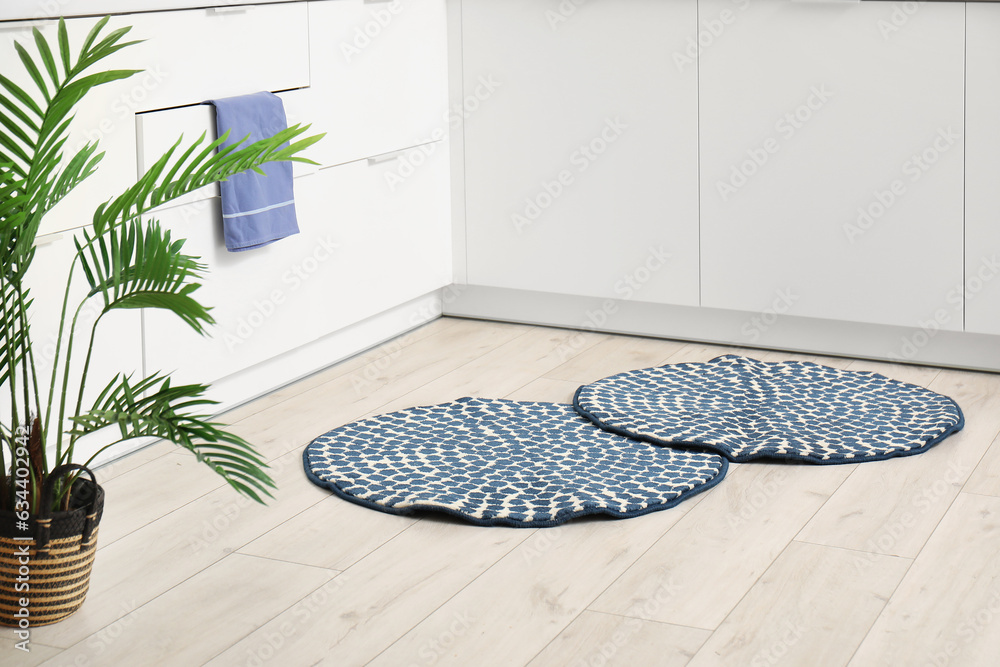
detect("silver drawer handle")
[34,233,64,247]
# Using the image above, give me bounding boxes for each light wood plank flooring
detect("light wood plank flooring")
[10,317,1000,666]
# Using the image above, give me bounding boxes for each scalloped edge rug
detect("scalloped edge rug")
[573,355,965,464]
[304,397,728,527]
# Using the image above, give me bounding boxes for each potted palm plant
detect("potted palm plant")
[0,17,322,629]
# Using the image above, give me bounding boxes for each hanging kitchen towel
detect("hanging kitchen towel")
[207,91,299,252]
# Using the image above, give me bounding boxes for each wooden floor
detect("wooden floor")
[10,317,1000,666]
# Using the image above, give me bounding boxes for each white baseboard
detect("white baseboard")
[443,285,1000,373]
[86,290,446,469]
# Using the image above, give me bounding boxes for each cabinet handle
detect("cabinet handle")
[0,22,44,32]
[367,149,409,166]
[209,6,253,15]
[33,233,63,247]
[366,141,439,166]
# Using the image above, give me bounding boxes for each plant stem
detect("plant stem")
[45,252,79,458]
[54,299,87,466]
[1,277,21,435]
[63,312,102,467]
[17,283,33,436]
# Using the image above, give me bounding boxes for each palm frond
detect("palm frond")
[0,20,141,261]
[74,218,213,333]
[69,374,275,503]
[91,126,323,235]
[0,284,31,388]
[2,15,324,510]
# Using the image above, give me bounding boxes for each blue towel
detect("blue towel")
[207,92,299,252]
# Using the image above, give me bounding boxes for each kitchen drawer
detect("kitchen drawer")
[135,88,320,211]
[965,3,1000,336]
[0,5,310,236]
[142,141,452,386]
[306,0,448,166]
[699,0,965,331]
[21,232,144,420]
[461,0,700,307]
[0,1,301,21]
[122,3,309,112]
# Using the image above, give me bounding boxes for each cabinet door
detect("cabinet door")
[3,234,146,468]
[142,143,452,386]
[0,1,302,21]
[0,5,310,237]
[20,234,144,426]
[306,0,449,167]
[0,18,139,237]
[135,94,320,212]
[462,0,700,306]
[966,4,1000,335]
[699,0,965,330]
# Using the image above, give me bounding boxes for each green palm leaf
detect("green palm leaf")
[75,218,213,333]
[2,16,322,510]
[69,374,275,503]
[0,285,31,387]
[1,21,141,278]
[91,126,323,235]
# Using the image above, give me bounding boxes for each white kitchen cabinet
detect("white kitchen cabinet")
[0,233,148,468]
[698,0,965,331]
[0,0,301,21]
[461,0,700,307]
[0,4,310,236]
[142,143,452,386]
[110,3,310,110]
[135,90,320,211]
[306,0,449,168]
[22,233,144,420]
[965,4,1000,336]
[0,17,139,237]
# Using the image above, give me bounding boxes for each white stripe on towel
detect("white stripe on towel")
[222,199,295,219]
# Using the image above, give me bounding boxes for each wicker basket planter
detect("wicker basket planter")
[0,465,104,627]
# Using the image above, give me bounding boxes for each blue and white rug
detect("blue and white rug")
[304,397,727,527]
[574,355,964,464]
